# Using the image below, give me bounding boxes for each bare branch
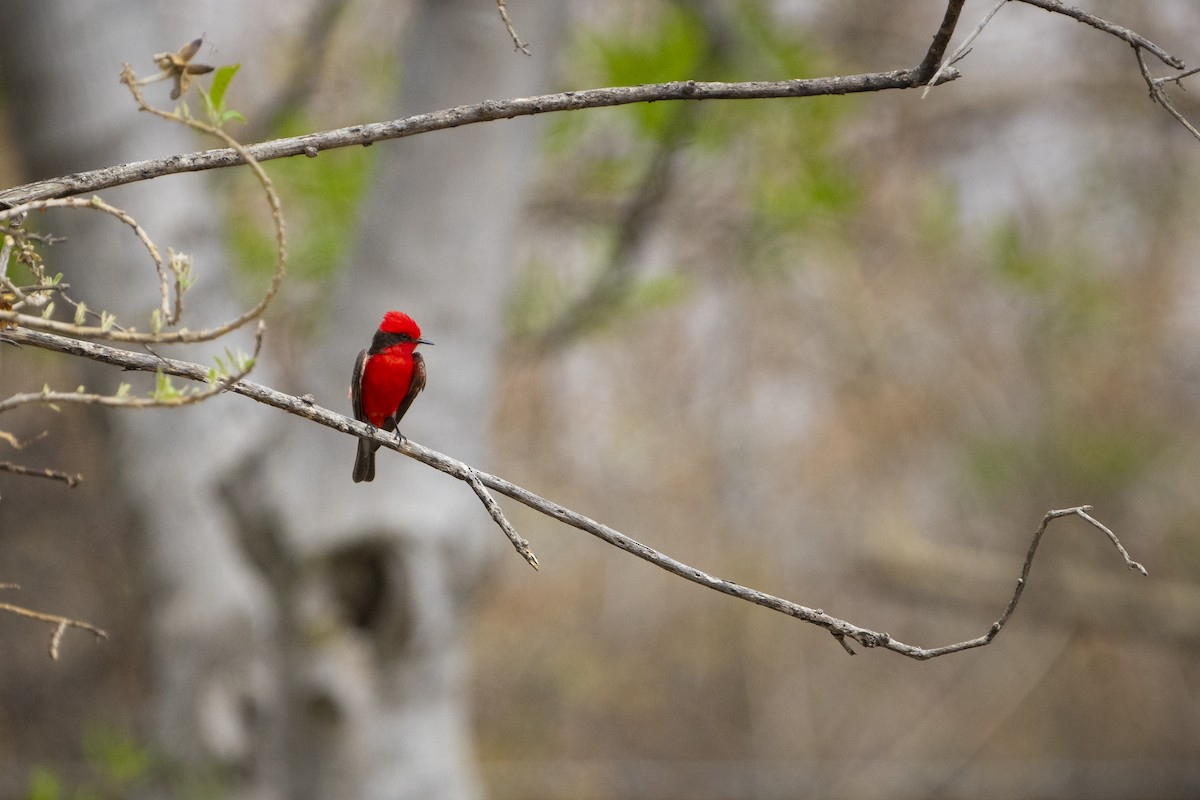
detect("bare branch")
[923,0,1007,98]
[0,68,959,208]
[1014,0,1186,69]
[914,0,969,83]
[5,326,1148,660]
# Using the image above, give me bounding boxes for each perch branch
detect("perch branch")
[4,326,1148,660]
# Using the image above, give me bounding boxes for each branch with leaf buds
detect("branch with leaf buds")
[2,326,1149,660]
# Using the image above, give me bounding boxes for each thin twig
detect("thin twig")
[1155,64,1200,87]
[495,0,532,56]
[1135,47,1200,143]
[0,461,82,487]
[0,429,47,449]
[6,326,1148,660]
[914,0,969,83]
[464,466,539,570]
[0,197,172,322]
[1075,506,1147,575]
[923,0,1008,98]
[0,321,263,415]
[118,63,288,344]
[0,600,107,660]
[0,70,288,346]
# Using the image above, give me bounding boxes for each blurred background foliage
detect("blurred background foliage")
[3,0,1200,798]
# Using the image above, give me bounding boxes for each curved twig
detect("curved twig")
[0,196,174,323]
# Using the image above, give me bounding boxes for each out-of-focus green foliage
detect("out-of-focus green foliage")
[227,111,374,286]
[516,0,863,341]
[25,727,153,800]
[23,725,231,800]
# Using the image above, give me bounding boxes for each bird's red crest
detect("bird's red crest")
[379,310,421,338]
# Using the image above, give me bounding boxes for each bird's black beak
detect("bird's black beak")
[417,337,434,346]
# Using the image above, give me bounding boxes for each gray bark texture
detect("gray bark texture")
[0,0,564,796]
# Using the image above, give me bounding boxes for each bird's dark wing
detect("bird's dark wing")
[350,348,368,423]
[386,351,426,432]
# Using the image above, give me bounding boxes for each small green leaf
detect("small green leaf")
[73,301,88,326]
[116,383,131,399]
[41,301,54,319]
[150,309,162,334]
[208,64,241,110]
[152,369,182,401]
[100,310,116,333]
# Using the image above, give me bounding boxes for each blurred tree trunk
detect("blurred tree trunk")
[231,2,567,796]
[1,0,565,797]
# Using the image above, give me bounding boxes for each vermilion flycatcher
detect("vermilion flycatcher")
[351,310,431,483]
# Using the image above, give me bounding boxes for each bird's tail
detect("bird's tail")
[352,437,376,483]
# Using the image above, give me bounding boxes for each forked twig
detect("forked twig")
[495,0,532,56]
[923,0,1008,98]
[0,593,107,660]
[1135,47,1200,143]
[464,465,539,570]
[1014,0,1185,69]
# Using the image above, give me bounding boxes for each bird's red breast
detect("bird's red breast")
[359,348,417,428]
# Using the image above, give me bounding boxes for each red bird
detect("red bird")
[351,310,431,483]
